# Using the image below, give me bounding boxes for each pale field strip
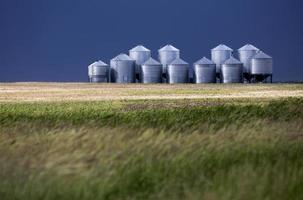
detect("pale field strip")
[0,83,302,102]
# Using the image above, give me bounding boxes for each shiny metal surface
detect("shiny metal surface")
[193,57,216,83]
[251,52,273,75]
[167,58,189,84]
[110,54,136,83]
[221,57,243,83]
[91,75,109,83]
[238,44,259,73]
[129,45,151,74]
[158,45,180,74]
[211,44,233,74]
[140,58,162,83]
[88,60,109,83]
[88,65,93,77]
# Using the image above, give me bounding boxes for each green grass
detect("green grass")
[0,98,303,200]
[1,98,302,130]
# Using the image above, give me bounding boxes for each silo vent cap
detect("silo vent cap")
[212,44,233,51]
[143,58,161,65]
[158,44,180,52]
[238,44,259,51]
[223,57,242,65]
[194,57,215,65]
[170,58,188,65]
[129,45,150,52]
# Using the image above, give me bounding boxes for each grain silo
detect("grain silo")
[193,57,216,83]
[238,44,259,82]
[88,60,110,83]
[110,54,136,83]
[251,51,273,83]
[88,63,93,82]
[140,58,162,83]
[211,44,233,80]
[129,45,151,81]
[167,58,189,84]
[221,57,243,83]
[158,45,180,76]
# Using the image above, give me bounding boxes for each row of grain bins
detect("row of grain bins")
[212,44,273,83]
[88,44,273,84]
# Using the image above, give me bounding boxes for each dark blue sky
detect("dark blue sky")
[0,0,302,82]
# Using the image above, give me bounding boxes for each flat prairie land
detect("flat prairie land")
[0,83,303,200]
[0,83,303,102]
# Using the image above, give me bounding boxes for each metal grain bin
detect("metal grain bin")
[251,51,273,83]
[221,57,243,83]
[140,58,162,83]
[238,44,259,74]
[193,57,216,83]
[110,54,136,83]
[88,60,109,83]
[211,44,233,75]
[158,45,180,74]
[251,51,273,75]
[167,58,189,84]
[88,63,94,82]
[129,45,151,77]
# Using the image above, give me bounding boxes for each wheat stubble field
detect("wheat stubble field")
[0,83,303,200]
[1,83,303,102]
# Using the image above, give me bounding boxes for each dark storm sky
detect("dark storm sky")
[0,0,302,82]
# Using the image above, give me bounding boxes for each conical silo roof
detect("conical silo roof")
[170,58,188,65]
[238,44,259,51]
[212,44,233,51]
[143,58,161,65]
[111,54,134,61]
[93,60,108,66]
[158,44,179,52]
[129,45,150,52]
[223,57,242,65]
[194,57,215,65]
[253,51,272,59]
[89,60,108,69]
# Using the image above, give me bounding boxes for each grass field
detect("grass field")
[0,83,303,200]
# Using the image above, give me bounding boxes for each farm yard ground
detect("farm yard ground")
[0,83,303,200]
